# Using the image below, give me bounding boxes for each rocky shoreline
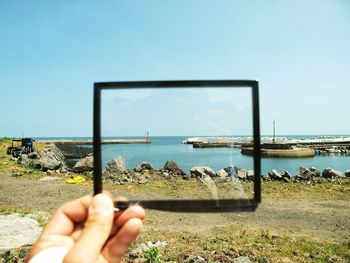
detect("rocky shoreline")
[13,144,350,185]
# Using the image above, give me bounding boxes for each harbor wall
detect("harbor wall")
[241,147,315,158]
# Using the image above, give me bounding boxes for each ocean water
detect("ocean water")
[97,136,350,175]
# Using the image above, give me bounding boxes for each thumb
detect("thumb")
[64,194,114,263]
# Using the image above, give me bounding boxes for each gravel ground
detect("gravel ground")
[1,174,349,246]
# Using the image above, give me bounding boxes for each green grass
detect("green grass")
[131,228,350,262]
[0,141,47,179]
[143,246,162,263]
[262,180,350,200]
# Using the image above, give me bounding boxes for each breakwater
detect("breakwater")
[241,147,315,158]
[36,139,150,145]
[184,136,350,156]
[30,136,350,175]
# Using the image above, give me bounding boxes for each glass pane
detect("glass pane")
[100,86,254,202]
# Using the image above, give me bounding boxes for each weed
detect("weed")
[143,246,162,263]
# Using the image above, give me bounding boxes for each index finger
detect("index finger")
[42,195,92,236]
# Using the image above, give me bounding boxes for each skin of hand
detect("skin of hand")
[26,193,145,263]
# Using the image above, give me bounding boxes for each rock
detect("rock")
[262,175,271,181]
[38,144,66,171]
[163,160,185,175]
[309,167,321,177]
[135,162,154,172]
[11,173,22,177]
[134,166,142,172]
[28,152,39,159]
[190,166,216,178]
[73,156,93,173]
[281,170,292,179]
[322,167,344,179]
[106,156,126,174]
[39,157,61,172]
[216,169,228,178]
[0,214,42,251]
[185,255,207,263]
[46,170,53,175]
[59,166,67,173]
[130,241,167,257]
[282,177,291,183]
[296,167,312,181]
[18,154,31,166]
[268,169,282,181]
[30,159,42,169]
[281,170,292,182]
[345,169,350,178]
[39,156,61,171]
[234,167,247,180]
[246,170,255,181]
[233,256,252,263]
[224,166,235,176]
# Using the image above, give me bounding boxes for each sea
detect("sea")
[35,135,350,175]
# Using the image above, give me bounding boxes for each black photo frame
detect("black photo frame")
[93,80,261,212]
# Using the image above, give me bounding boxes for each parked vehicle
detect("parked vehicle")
[6,138,35,157]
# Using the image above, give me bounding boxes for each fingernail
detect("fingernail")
[91,194,112,215]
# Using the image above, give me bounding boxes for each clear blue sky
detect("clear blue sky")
[102,88,252,136]
[1,1,349,137]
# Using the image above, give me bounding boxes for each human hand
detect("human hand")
[26,194,145,263]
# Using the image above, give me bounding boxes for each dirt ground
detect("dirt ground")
[1,174,349,244]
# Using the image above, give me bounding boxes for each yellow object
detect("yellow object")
[66,175,86,184]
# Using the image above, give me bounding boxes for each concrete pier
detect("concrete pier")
[241,147,315,158]
[36,139,150,145]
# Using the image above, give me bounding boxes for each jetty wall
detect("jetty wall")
[241,147,315,158]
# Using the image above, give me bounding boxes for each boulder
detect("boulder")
[38,144,66,171]
[296,167,312,181]
[322,167,344,179]
[268,169,282,181]
[234,167,247,180]
[309,167,321,177]
[281,170,292,182]
[163,161,186,175]
[134,162,154,172]
[30,159,42,170]
[73,156,93,173]
[39,156,61,171]
[345,169,350,178]
[190,166,216,178]
[281,170,292,179]
[106,156,126,174]
[224,166,235,176]
[216,169,228,178]
[18,154,31,166]
[28,152,39,159]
